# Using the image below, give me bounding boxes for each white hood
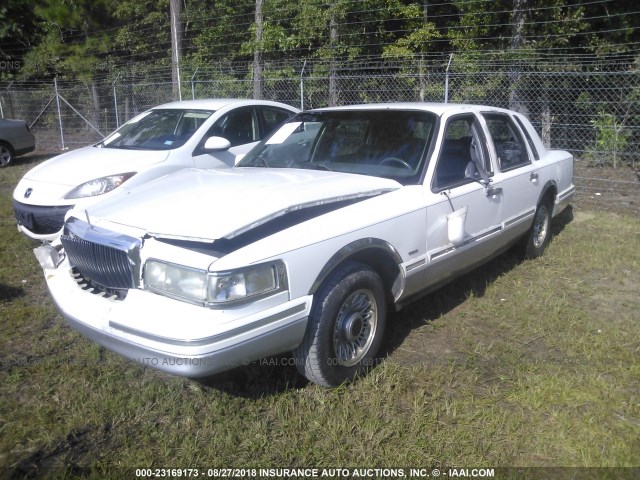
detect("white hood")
[23,146,170,186]
[83,168,401,242]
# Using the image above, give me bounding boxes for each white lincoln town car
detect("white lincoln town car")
[36,103,574,387]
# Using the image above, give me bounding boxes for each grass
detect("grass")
[1,158,639,478]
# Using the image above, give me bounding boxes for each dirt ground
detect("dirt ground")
[572,159,640,216]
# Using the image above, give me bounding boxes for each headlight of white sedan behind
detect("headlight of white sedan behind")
[64,172,135,199]
[143,259,287,307]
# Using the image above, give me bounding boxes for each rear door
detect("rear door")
[480,112,542,241]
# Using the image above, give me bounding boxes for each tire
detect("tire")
[0,142,14,167]
[293,261,387,387]
[522,198,552,259]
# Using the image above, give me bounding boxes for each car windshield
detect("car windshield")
[237,110,436,184]
[100,109,214,150]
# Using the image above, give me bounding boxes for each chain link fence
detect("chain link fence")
[1,58,638,167]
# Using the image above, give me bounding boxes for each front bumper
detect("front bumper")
[13,199,72,240]
[45,260,311,377]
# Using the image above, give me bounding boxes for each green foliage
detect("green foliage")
[382,2,441,59]
[18,0,117,81]
[184,0,253,66]
[0,0,41,62]
[588,112,629,168]
[2,0,638,82]
[112,0,170,72]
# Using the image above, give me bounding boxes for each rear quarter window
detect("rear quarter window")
[514,115,540,161]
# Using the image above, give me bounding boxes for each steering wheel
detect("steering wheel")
[380,157,412,170]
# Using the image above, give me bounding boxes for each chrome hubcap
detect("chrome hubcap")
[0,147,10,166]
[333,289,377,367]
[532,205,549,248]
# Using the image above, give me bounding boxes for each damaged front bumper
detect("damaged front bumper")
[39,248,311,377]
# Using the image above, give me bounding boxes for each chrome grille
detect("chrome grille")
[61,235,134,289]
[70,268,128,300]
[60,217,142,291]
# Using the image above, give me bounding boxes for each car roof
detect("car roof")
[310,102,513,116]
[152,99,299,111]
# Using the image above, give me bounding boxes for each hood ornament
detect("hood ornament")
[85,210,93,229]
[24,188,33,198]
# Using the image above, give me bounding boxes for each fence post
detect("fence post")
[444,53,453,104]
[54,78,65,150]
[191,67,199,100]
[113,75,120,129]
[3,81,15,118]
[299,60,307,110]
[0,81,8,118]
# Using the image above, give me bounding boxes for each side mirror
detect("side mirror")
[464,161,490,186]
[202,136,231,152]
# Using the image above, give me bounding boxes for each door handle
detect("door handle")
[486,187,503,197]
[530,172,539,182]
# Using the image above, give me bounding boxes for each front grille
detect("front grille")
[13,200,72,235]
[70,268,128,300]
[61,234,135,290]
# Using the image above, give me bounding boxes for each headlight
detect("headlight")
[143,260,287,306]
[144,260,207,303]
[208,264,282,304]
[64,172,135,199]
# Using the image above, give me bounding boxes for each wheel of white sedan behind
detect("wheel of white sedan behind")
[522,197,553,259]
[0,142,14,167]
[293,261,387,387]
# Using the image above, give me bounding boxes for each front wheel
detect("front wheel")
[293,261,387,387]
[522,199,552,259]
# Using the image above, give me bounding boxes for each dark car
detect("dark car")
[0,118,35,167]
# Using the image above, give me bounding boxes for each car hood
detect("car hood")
[23,146,170,186]
[85,168,401,242]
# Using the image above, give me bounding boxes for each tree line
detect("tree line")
[1,0,638,87]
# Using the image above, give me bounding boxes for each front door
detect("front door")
[421,113,504,289]
[193,107,260,169]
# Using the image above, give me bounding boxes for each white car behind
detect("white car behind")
[12,99,298,241]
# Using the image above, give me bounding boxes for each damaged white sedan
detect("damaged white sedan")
[37,103,574,387]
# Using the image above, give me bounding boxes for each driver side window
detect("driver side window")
[433,115,489,191]
[208,108,258,147]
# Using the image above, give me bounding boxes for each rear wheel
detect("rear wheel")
[522,198,552,259]
[293,261,386,387]
[0,142,14,167]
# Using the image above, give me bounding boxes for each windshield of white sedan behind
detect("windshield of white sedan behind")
[238,110,436,184]
[101,109,214,150]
